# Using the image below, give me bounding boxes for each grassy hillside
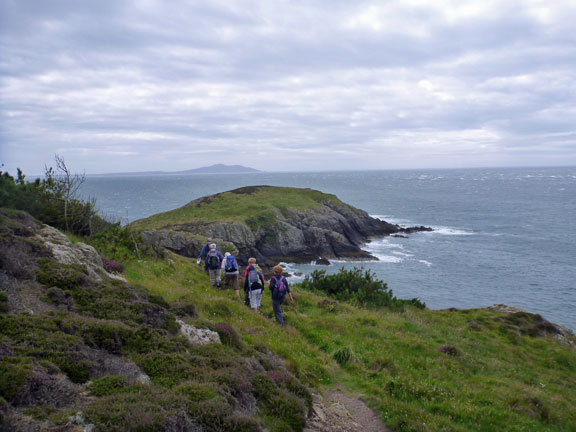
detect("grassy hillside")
[130,186,345,230]
[0,209,313,432]
[126,253,576,431]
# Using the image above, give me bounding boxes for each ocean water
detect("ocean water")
[80,167,576,330]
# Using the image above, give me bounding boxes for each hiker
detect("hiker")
[244,257,265,311]
[205,243,224,288]
[222,252,240,297]
[269,265,293,325]
[197,237,213,270]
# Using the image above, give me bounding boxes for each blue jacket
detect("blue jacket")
[198,242,211,260]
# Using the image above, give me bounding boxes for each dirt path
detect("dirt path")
[304,387,392,432]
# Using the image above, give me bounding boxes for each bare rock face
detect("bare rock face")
[177,319,221,345]
[35,225,126,283]
[488,304,576,348]
[141,229,239,257]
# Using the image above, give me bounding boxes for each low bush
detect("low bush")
[214,322,244,350]
[136,352,202,387]
[85,387,183,432]
[89,225,143,263]
[223,415,261,432]
[170,300,198,318]
[333,346,354,365]
[0,292,7,313]
[104,260,124,273]
[36,258,86,289]
[88,375,128,396]
[0,357,32,401]
[175,381,220,402]
[300,267,425,311]
[252,373,307,431]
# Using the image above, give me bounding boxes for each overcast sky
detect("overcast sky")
[1,0,576,174]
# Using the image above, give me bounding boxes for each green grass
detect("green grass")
[124,253,336,387]
[129,186,347,230]
[125,252,576,431]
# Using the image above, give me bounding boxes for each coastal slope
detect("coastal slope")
[2,208,576,431]
[0,208,313,431]
[130,185,430,264]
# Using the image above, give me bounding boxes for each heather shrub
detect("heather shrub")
[175,381,220,402]
[251,373,306,431]
[0,357,32,401]
[44,287,69,308]
[88,375,128,396]
[137,352,202,387]
[36,258,85,289]
[50,354,91,383]
[214,322,244,350]
[104,259,124,273]
[191,398,233,430]
[85,387,183,432]
[264,370,312,411]
[212,368,253,397]
[223,415,261,432]
[170,300,198,318]
[145,292,170,309]
[0,292,7,313]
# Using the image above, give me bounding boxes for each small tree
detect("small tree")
[44,154,86,232]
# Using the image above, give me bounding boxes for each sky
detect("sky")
[1,0,576,175]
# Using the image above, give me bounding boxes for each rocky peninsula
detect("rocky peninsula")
[131,185,432,265]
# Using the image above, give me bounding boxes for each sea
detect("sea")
[79,167,576,331]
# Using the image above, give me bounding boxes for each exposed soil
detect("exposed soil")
[304,387,392,432]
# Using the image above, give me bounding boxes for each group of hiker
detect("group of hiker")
[197,238,294,325]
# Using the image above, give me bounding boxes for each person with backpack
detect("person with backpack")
[197,237,213,269]
[205,243,224,288]
[269,265,293,325]
[222,252,240,297]
[244,257,265,311]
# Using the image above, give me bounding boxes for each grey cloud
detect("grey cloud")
[1,0,576,173]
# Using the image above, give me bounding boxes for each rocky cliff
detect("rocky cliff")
[131,185,431,265]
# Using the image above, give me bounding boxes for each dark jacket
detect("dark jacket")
[269,275,290,299]
[244,264,265,291]
[204,249,224,271]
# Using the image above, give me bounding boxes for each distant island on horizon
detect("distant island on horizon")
[89,164,262,177]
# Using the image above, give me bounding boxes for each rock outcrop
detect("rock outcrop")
[176,319,221,345]
[133,186,432,265]
[487,304,576,348]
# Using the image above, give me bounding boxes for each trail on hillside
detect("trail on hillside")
[304,387,392,432]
